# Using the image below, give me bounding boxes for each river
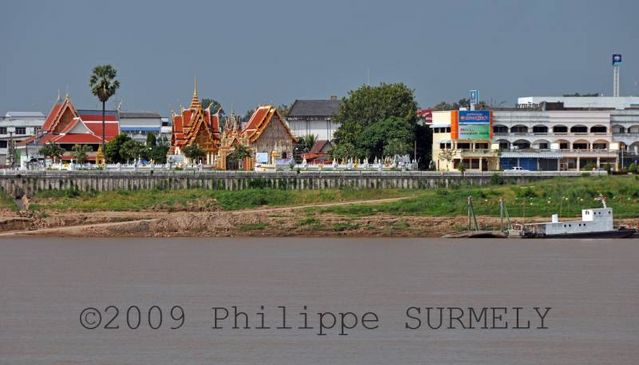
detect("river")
[1,238,637,364]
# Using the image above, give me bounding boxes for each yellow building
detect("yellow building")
[431,110,499,171]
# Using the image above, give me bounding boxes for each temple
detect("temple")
[170,81,221,164]
[170,81,296,170]
[216,105,296,170]
[20,95,120,162]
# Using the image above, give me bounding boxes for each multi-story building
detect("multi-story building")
[0,111,46,166]
[431,110,499,171]
[431,96,639,171]
[119,112,166,143]
[286,97,341,141]
[493,108,619,171]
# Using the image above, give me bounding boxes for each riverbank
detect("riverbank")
[1,176,637,237]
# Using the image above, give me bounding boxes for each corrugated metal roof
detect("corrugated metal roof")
[288,99,341,118]
[5,111,45,118]
[120,112,162,119]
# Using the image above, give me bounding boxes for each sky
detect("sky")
[1,0,638,116]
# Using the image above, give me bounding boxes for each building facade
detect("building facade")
[119,112,167,143]
[493,109,619,171]
[431,110,499,171]
[170,84,221,164]
[0,112,45,166]
[216,106,296,170]
[18,96,121,163]
[286,98,341,141]
[431,97,639,171]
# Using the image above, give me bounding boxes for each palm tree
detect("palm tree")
[89,65,120,156]
[72,144,91,165]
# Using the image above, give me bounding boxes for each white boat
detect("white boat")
[517,199,636,238]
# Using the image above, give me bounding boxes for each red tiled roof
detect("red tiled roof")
[309,140,331,154]
[77,113,118,122]
[52,134,103,144]
[241,105,296,143]
[84,122,120,139]
[42,103,64,131]
[182,110,193,128]
[243,106,270,132]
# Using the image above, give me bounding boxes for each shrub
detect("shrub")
[490,173,504,185]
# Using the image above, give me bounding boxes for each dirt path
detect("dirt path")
[0,196,412,237]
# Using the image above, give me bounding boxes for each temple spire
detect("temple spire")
[190,77,201,110]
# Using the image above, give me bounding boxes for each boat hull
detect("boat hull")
[522,229,637,239]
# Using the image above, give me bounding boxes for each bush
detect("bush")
[490,173,504,185]
[628,162,638,174]
[582,162,596,171]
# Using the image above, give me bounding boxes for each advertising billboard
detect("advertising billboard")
[457,110,491,140]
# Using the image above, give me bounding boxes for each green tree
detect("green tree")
[432,98,491,111]
[228,143,252,162]
[148,136,169,164]
[71,144,91,164]
[277,103,291,118]
[182,143,206,162]
[146,133,157,147]
[202,98,223,113]
[89,64,120,155]
[242,108,255,123]
[358,116,414,158]
[39,142,64,162]
[120,140,145,162]
[331,142,356,161]
[105,133,131,163]
[333,83,418,160]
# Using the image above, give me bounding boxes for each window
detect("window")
[0,127,6,134]
[15,127,26,135]
[538,143,549,149]
[0,141,6,148]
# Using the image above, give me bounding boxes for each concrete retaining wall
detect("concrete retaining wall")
[0,171,600,198]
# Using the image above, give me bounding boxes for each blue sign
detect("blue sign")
[612,54,622,65]
[457,110,491,140]
[469,89,479,105]
[459,110,490,124]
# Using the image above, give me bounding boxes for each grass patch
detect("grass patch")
[317,176,639,219]
[29,188,416,213]
[332,222,360,231]
[238,223,268,231]
[0,190,18,211]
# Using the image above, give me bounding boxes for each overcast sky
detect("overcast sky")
[1,0,637,116]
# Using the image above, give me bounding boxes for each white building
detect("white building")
[0,111,45,166]
[119,112,169,143]
[517,96,639,110]
[493,109,620,171]
[431,96,639,171]
[287,98,341,141]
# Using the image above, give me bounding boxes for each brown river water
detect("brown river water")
[1,237,638,364]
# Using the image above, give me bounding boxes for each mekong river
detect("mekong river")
[1,238,637,364]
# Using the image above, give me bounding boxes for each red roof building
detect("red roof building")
[21,95,120,162]
[170,81,221,164]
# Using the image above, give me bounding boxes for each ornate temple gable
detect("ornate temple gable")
[42,96,79,134]
[62,117,92,135]
[170,80,221,153]
[250,112,296,155]
[242,106,296,144]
